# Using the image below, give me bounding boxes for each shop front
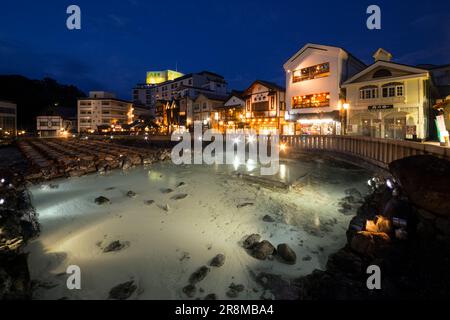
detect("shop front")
[348,106,421,140]
[286,111,342,135]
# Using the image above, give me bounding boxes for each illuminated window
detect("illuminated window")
[293,62,330,83]
[292,92,330,109]
[382,82,404,98]
[359,86,378,100]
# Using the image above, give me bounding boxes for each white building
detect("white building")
[283,43,366,135]
[0,100,17,136]
[36,115,72,137]
[342,49,433,140]
[78,92,134,133]
[133,71,228,118]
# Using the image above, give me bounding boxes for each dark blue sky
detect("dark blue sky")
[1,0,448,99]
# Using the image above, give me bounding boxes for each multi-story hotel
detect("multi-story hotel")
[36,115,72,137]
[133,70,228,118]
[0,100,17,136]
[283,43,366,135]
[78,91,150,133]
[242,80,286,134]
[342,49,434,140]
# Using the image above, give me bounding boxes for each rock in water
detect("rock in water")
[277,244,297,264]
[252,240,275,260]
[182,284,196,298]
[121,157,133,170]
[189,266,210,284]
[158,204,170,212]
[176,182,186,188]
[95,196,110,205]
[204,293,217,300]
[103,240,128,253]
[389,155,450,217]
[229,283,245,292]
[171,194,188,200]
[144,200,155,205]
[262,215,275,222]
[243,234,261,249]
[126,191,137,198]
[237,202,254,208]
[161,188,173,194]
[210,254,226,267]
[108,281,137,300]
[226,288,239,298]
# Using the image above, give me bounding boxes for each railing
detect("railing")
[281,135,450,168]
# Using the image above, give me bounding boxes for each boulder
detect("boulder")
[95,196,110,205]
[251,240,275,260]
[171,194,188,200]
[389,155,450,217]
[108,281,137,300]
[226,288,239,298]
[126,191,137,198]
[210,254,226,267]
[182,284,196,298]
[350,231,390,257]
[103,240,129,253]
[277,244,297,264]
[120,157,133,170]
[204,293,217,300]
[262,215,275,222]
[243,234,261,249]
[189,266,210,284]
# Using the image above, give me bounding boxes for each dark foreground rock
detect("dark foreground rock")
[277,244,297,264]
[295,155,450,300]
[389,155,450,217]
[0,168,40,300]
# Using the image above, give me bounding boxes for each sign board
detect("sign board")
[368,105,394,111]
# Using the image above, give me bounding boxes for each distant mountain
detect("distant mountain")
[0,75,86,131]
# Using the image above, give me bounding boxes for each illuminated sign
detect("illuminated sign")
[368,104,393,110]
[146,70,184,85]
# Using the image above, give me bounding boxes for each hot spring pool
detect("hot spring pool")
[26,154,373,300]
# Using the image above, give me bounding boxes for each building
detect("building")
[242,80,286,134]
[191,92,228,129]
[342,49,433,141]
[283,43,366,135]
[36,115,72,137]
[133,71,228,117]
[78,91,136,133]
[213,91,246,133]
[0,100,17,137]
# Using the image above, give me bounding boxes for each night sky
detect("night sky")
[0,0,448,99]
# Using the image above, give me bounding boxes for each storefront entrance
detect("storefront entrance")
[384,114,406,140]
